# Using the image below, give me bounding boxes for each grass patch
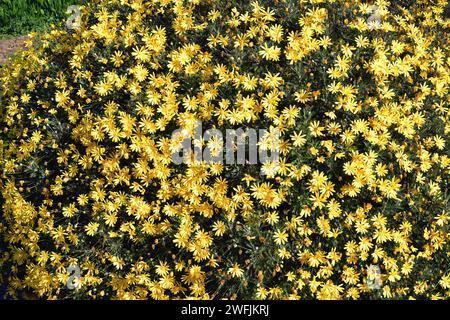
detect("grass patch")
[0,0,85,38]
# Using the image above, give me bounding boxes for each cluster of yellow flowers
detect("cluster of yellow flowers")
[1,0,450,299]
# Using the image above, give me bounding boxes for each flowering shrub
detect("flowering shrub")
[1,0,450,299]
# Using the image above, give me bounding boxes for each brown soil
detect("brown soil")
[0,36,28,65]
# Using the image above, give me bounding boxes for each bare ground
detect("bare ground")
[0,36,28,65]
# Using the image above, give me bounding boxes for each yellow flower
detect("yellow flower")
[259,43,281,61]
[84,222,99,236]
[228,263,244,278]
[273,230,288,245]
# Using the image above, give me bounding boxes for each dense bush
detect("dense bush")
[1,0,450,299]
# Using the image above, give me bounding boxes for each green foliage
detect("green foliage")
[0,0,85,37]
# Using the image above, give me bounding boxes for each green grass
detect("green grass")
[0,0,85,39]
